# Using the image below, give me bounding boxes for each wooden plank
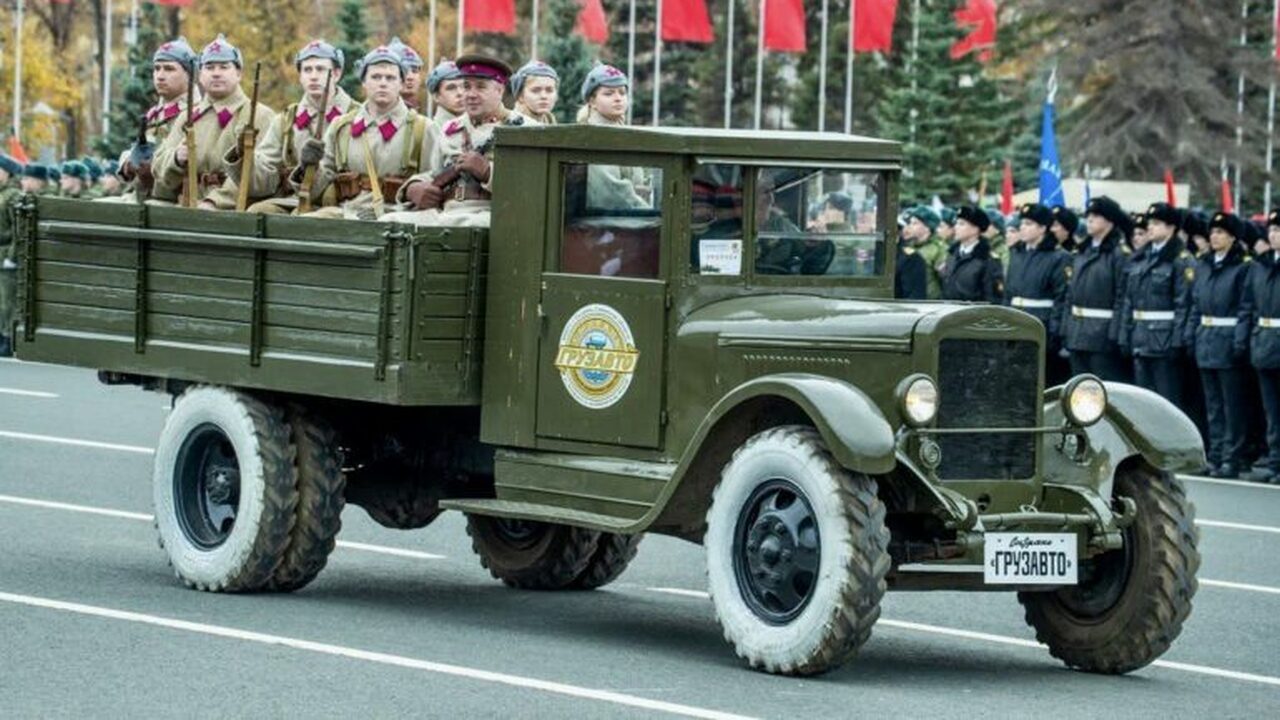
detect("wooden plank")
[265,283,388,313]
[412,339,464,362]
[423,251,473,274]
[264,259,388,291]
[151,249,255,279]
[39,262,135,289]
[37,239,136,268]
[265,305,380,335]
[150,314,250,345]
[150,272,252,300]
[37,282,134,310]
[264,326,377,357]
[37,302,133,334]
[151,293,251,323]
[419,273,473,296]
[418,295,468,318]
[416,318,466,339]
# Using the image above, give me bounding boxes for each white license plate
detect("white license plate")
[983,533,1078,585]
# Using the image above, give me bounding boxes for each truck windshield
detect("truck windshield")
[691,164,885,279]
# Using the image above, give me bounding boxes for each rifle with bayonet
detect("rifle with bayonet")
[297,68,333,214]
[127,108,156,205]
[182,69,198,208]
[236,62,263,212]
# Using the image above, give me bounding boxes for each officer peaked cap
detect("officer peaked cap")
[456,54,513,86]
[0,153,23,176]
[295,39,344,72]
[22,163,49,182]
[1086,196,1127,227]
[1019,203,1054,228]
[906,206,940,232]
[956,205,991,233]
[939,207,957,226]
[1210,212,1246,242]
[201,34,243,68]
[1145,202,1181,228]
[1052,206,1079,235]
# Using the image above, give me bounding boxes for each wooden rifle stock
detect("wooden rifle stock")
[236,62,263,212]
[298,69,334,214]
[183,74,198,208]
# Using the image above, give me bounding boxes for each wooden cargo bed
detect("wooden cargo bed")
[12,197,486,406]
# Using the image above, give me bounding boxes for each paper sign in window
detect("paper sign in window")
[699,239,743,276]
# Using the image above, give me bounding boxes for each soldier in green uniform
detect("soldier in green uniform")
[58,161,89,199]
[985,208,1011,269]
[79,157,105,199]
[938,207,956,246]
[99,161,124,197]
[0,153,25,356]
[901,206,948,298]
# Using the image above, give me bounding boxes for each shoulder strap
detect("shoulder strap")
[283,103,298,161]
[331,110,360,169]
[401,112,428,174]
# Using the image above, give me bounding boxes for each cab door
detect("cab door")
[535,156,674,449]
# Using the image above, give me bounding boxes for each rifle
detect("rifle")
[183,71,198,208]
[297,68,333,214]
[127,110,156,204]
[429,134,497,195]
[236,62,263,212]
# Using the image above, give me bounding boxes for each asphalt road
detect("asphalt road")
[2,358,1279,718]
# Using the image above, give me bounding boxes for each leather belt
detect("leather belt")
[1011,297,1054,309]
[1071,306,1113,319]
[1132,310,1175,322]
[198,171,227,187]
[1201,316,1239,327]
[451,183,492,202]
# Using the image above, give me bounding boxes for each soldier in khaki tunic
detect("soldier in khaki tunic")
[511,60,559,125]
[385,55,525,228]
[113,38,198,203]
[151,35,275,209]
[240,40,353,214]
[292,46,434,220]
[388,37,425,111]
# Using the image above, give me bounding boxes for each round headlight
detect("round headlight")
[897,374,939,428]
[1062,375,1107,427]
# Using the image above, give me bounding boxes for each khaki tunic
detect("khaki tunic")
[152,86,275,208]
[583,109,650,211]
[382,108,530,227]
[107,95,194,204]
[294,98,434,220]
[239,88,354,210]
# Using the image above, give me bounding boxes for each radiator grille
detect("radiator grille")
[935,339,1039,480]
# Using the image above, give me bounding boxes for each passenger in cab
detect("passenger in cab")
[511,61,559,125]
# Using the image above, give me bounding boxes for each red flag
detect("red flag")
[662,0,715,43]
[576,0,609,44]
[950,0,997,62]
[8,137,29,164]
[463,0,516,35]
[1164,168,1177,207]
[763,0,807,53]
[1222,176,1235,214]
[853,0,899,53]
[1000,160,1014,215]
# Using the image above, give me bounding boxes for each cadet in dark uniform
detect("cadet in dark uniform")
[895,243,927,299]
[1051,206,1080,253]
[1062,196,1129,381]
[1188,212,1254,479]
[1005,203,1071,385]
[1246,210,1280,483]
[941,205,1003,302]
[1119,202,1193,405]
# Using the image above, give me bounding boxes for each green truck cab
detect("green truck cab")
[10,126,1204,676]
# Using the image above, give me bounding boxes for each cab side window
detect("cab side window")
[560,162,664,279]
[756,168,884,277]
[690,164,745,276]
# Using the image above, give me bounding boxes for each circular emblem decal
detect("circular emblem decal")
[554,304,640,410]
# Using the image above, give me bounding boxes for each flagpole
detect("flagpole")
[652,0,663,126]
[1267,0,1279,213]
[531,0,540,60]
[908,0,920,150]
[817,0,828,132]
[428,0,437,116]
[724,0,735,128]
[626,0,636,124]
[456,0,464,57]
[13,0,23,141]
[1235,0,1248,214]
[753,0,765,130]
[103,0,114,139]
[844,0,856,134]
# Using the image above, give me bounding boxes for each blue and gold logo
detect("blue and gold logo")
[555,304,639,410]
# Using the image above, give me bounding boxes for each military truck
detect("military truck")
[10,126,1204,676]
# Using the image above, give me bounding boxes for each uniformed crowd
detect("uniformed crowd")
[894,197,1280,483]
[0,33,639,356]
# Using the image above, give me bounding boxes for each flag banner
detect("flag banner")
[8,137,30,164]
[1222,177,1235,213]
[764,0,807,53]
[1001,160,1014,215]
[1038,101,1064,207]
[1164,169,1177,207]
[950,0,997,62]
[663,0,715,44]
[577,0,609,43]
[853,0,898,53]
[463,0,517,35]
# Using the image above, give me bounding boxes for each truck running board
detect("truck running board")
[438,498,638,532]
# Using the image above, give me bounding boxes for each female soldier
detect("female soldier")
[511,60,559,125]
[1189,212,1254,479]
[576,65,648,210]
[578,64,630,125]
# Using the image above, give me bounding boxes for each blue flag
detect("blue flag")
[1039,101,1064,207]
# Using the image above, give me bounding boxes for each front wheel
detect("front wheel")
[465,515,601,590]
[705,426,890,676]
[1018,465,1200,674]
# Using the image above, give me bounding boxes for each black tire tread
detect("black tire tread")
[465,514,601,590]
[570,533,643,590]
[268,406,346,592]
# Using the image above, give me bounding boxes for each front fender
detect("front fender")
[695,373,897,474]
[1044,382,1206,493]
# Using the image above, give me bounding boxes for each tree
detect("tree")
[96,4,167,155]
[334,0,371,100]
[539,0,599,123]
[792,2,894,135]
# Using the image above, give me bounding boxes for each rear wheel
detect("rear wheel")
[153,387,297,592]
[1018,465,1199,673]
[570,533,643,590]
[705,425,890,676]
[268,406,346,592]
[465,515,601,590]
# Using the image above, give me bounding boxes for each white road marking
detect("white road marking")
[0,590,754,720]
[0,430,153,455]
[0,387,58,399]
[1182,475,1280,492]
[1201,579,1280,596]
[0,494,446,561]
[1197,519,1280,535]
[641,587,1280,688]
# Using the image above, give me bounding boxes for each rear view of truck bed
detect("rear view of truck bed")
[12,197,486,406]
